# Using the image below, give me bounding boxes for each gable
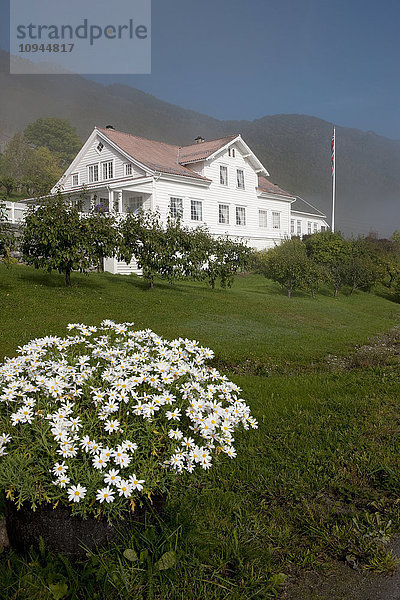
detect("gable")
[53,130,147,192]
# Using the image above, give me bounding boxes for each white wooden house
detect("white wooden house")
[47,126,328,274]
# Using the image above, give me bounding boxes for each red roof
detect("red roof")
[97,127,209,180]
[257,175,294,197]
[178,135,238,163]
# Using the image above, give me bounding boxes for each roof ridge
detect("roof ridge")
[180,134,238,149]
[97,127,239,150]
[96,126,180,150]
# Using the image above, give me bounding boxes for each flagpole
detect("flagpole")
[331,127,336,232]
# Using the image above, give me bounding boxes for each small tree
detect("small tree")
[344,239,380,294]
[0,175,17,199]
[21,192,110,287]
[305,231,348,297]
[255,238,309,298]
[83,207,118,272]
[118,210,166,288]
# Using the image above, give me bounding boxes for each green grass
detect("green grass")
[1,264,400,599]
[1,265,399,365]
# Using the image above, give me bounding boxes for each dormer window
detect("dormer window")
[96,141,104,153]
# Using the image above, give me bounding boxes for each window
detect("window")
[313,223,318,233]
[290,219,295,234]
[191,199,202,221]
[321,226,326,232]
[88,164,99,183]
[297,220,301,236]
[272,211,280,229]
[236,206,246,226]
[96,141,104,153]
[237,169,245,189]
[125,163,133,176]
[169,197,183,219]
[127,197,143,213]
[71,173,79,186]
[228,148,235,158]
[259,209,268,228]
[102,161,113,180]
[307,221,312,234]
[220,165,228,186]
[219,204,229,224]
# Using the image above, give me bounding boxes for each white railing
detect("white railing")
[5,201,27,224]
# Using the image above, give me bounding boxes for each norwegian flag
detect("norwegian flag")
[331,128,335,176]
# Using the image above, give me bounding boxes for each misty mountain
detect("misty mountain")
[1,50,399,236]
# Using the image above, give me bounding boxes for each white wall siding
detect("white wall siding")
[61,135,145,192]
[290,213,329,237]
[152,142,292,252]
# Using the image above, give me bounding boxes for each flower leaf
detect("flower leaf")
[123,548,138,562]
[155,550,177,571]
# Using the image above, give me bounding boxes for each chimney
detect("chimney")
[195,136,205,144]
[106,125,115,130]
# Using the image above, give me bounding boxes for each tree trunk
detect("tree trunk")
[287,287,291,298]
[334,286,339,297]
[149,280,154,289]
[211,279,215,290]
[65,268,71,287]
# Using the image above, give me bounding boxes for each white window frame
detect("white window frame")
[228,148,236,158]
[258,209,268,228]
[272,211,280,229]
[169,197,183,219]
[236,169,245,189]
[101,160,114,181]
[297,220,302,236]
[236,206,246,226]
[125,163,133,176]
[71,172,79,187]
[313,223,318,233]
[220,165,228,186]
[96,141,104,154]
[88,164,99,183]
[307,221,312,235]
[219,204,229,225]
[190,199,203,221]
[290,219,295,234]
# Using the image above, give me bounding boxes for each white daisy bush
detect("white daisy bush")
[0,321,257,520]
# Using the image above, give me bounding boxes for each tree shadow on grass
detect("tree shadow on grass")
[18,270,104,291]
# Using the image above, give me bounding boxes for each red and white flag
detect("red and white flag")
[331,128,335,176]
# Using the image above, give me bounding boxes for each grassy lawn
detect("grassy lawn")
[1,264,400,599]
[1,264,399,365]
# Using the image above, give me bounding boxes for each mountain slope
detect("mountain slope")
[1,50,399,236]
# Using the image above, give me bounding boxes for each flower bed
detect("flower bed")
[0,321,257,527]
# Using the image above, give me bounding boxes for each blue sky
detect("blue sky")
[1,0,400,138]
